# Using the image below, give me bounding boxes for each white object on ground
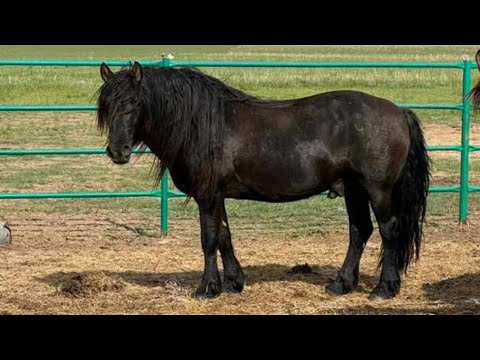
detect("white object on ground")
[0,222,12,245]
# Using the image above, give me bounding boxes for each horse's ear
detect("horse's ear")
[100,63,113,82]
[476,50,480,71]
[132,61,144,83]
[132,61,143,83]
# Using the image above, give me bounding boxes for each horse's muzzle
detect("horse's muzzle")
[106,145,131,165]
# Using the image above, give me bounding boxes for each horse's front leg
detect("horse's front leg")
[194,198,223,299]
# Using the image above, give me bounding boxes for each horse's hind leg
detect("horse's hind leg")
[218,206,244,293]
[327,181,373,295]
[367,188,401,300]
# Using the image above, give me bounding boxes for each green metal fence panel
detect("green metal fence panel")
[0,190,161,199]
[460,60,473,223]
[0,148,150,156]
[0,103,465,112]
[0,59,468,68]
[0,58,478,232]
[161,172,170,234]
[0,105,97,112]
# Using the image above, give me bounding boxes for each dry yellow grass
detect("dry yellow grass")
[0,209,479,315]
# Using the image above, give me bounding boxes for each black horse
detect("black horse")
[97,62,430,300]
[470,50,480,108]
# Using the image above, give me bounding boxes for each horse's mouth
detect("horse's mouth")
[112,157,131,165]
[106,146,131,165]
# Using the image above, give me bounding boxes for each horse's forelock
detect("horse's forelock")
[96,71,140,133]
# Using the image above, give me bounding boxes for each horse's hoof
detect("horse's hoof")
[222,277,244,294]
[326,276,357,295]
[369,281,400,301]
[368,291,396,301]
[194,279,222,299]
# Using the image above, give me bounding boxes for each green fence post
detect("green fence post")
[158,55,174,235]
[459,59,473,223]
[160,171,169,235]
[161,54,173,68]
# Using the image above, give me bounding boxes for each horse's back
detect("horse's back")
[222,90,410,201]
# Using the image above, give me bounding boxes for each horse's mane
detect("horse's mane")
[470,81,480,109]
[469,51,480,109]
[97,66,272,201]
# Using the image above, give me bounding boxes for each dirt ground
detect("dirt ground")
[0,211,479,315]
[0,123,479,315]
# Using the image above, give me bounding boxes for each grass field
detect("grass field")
[0,45,480,314]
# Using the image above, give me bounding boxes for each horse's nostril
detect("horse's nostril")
[123,145,131,150]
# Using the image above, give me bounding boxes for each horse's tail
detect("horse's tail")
[390,109,430,272]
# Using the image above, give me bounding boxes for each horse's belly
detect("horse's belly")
[227,150,339,201]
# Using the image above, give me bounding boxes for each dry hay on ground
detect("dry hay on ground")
[0,213,479,315]
[55,271,125,298]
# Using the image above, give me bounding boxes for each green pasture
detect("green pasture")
[0,45,479,235]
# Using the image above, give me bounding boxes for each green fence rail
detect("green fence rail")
[0,58,478,233]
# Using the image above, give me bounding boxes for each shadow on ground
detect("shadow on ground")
[38,263,378,294]
[340,273,480,315]
[37,267,480,314]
